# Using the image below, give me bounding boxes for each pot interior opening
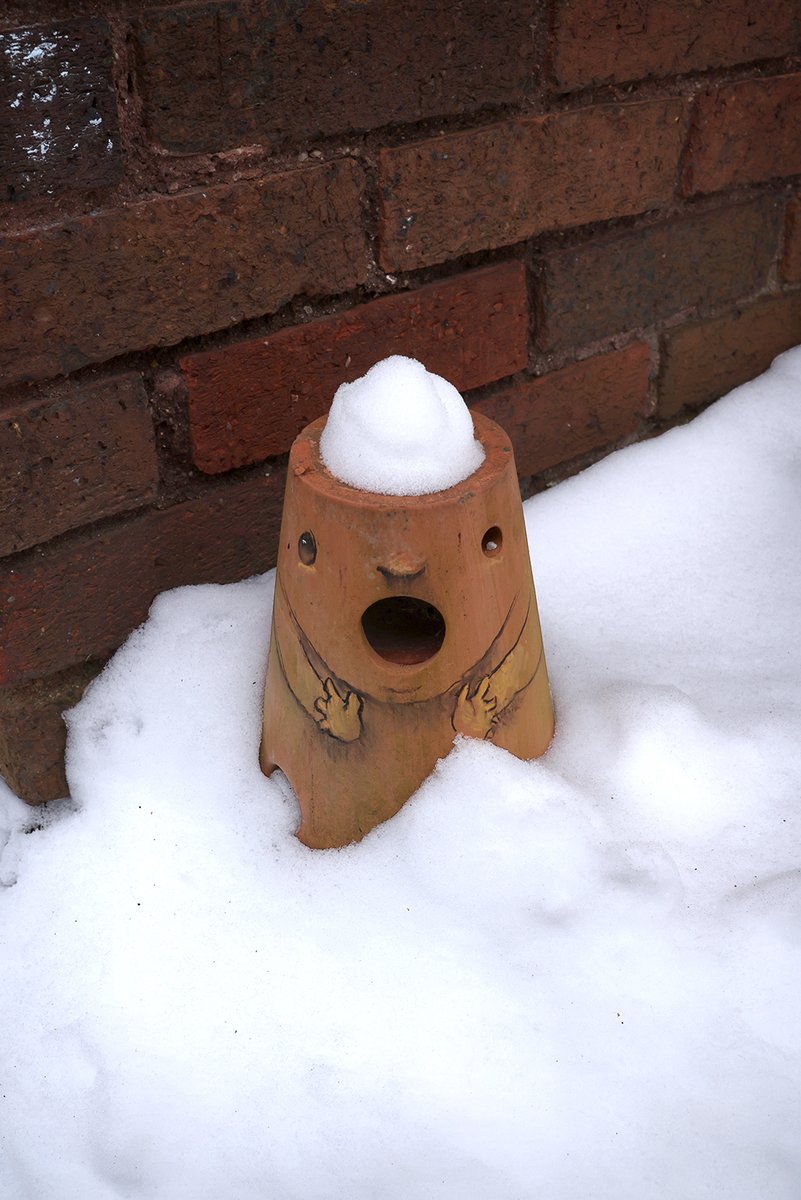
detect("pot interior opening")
[361,597,446,665]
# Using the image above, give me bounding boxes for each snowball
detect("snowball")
[319,356,485,495]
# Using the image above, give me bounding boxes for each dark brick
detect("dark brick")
[0,373,158,556]
[474,344,652,477]
[0,160,367,386]
[135,0,539,154]
[378,100,688,271]
[539,197,782,353]
[0,660,102,805]
[683,74,801,196]
[0,18,121,202]
[552,0,799,91]
[659,294,801,416]
[0,471,285,685]
[182,262,529,473]
[781,196,801,283]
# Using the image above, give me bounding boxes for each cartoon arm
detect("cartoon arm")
[452,603,542,741]
[273,591,363,743]
[312,676,363,742]
[452,675,498,739]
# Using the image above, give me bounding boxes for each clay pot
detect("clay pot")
[260,412,554,848]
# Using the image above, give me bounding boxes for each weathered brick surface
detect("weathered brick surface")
[135,0,538,154]
[182,263,529,473]
[0,160,367,386]
[659,294,801,416]
[5,0,801,813]
[539,197,782,353]
[0,18,121,202]
[474,344,652,477]
[683,75,801,196]
[552,0,799,92]
[781,196,801,283]
[378,100,687,271]
[0,660,102,805]
[0,373,158,556]
[0,472,285,685]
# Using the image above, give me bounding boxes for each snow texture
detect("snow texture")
[319,355,485,494]
[2,349,801,1199]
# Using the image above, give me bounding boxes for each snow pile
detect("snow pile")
[319,355,485,494]
[2,349,801,1199]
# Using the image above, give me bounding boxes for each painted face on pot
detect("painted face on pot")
[276,414,533,705]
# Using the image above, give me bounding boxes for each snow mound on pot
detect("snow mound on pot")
[319,356,485,495]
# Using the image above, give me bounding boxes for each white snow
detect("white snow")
[319,355,485,494]
[2,33,59,69]
[2,348,801,1198]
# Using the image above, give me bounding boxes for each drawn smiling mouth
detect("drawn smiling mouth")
[275,574,539,724]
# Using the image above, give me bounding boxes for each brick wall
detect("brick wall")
[2,1,801,803]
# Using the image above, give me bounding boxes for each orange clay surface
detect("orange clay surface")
[261,412,554,848]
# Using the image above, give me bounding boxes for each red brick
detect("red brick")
[539,197,782,353]
[135,0,539,154]
[0,373,158,556]
[0,660,102,805]
[182,263,529,474]
[658,294,801,416]
[378,100,688,271]
[474,344,653,477]
[0,472,285,685]
[683,75,801,196]
[0,18,121,202]
[552,0,799,92]
[0,160,367,386]
[781,196,801,283]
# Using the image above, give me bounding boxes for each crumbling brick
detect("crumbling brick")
[0,373,158,556]
[474,344,653,477]
[378,100,688,271]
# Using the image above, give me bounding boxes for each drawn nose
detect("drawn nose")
[377,552,426,583]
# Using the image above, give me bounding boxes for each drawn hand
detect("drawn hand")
[452,675,498,740]
[313,677,364,742]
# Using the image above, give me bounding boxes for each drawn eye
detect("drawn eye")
[482,526,502,556]
[298,531,317,565]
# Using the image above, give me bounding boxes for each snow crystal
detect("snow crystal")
[1,349,801,1198]
[319,355,485,495]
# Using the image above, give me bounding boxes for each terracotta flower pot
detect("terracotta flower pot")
[261,411,554,848]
